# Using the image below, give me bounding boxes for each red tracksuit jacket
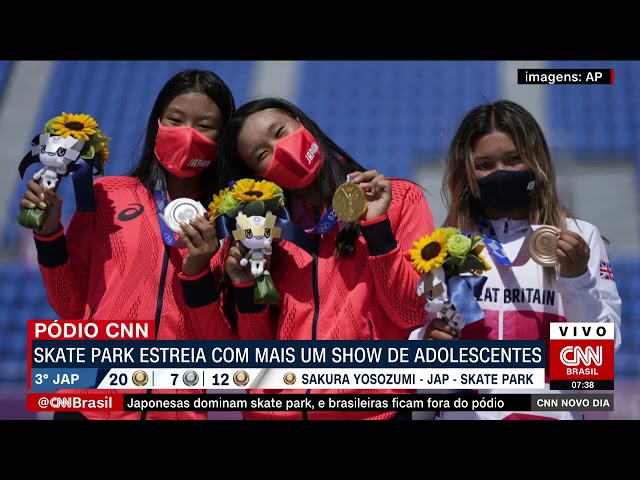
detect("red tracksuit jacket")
[34,176,235,420]
[183,178,435,420]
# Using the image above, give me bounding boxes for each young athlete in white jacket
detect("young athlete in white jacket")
[410,99,622,420]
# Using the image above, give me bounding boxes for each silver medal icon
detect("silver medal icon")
[183,370,200,387]
[163,198,206,233]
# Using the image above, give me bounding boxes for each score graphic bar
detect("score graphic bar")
[30,367,548,390]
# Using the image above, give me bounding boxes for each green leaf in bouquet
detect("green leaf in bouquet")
[460,254,485,273]
[254,271,281,304]
[264,195,284,212]
[470,236,483,250]
[81,144,96,160]
[223,205,243,218]
[443,264,458,277]
[44,117,57,133]
[17,207,46,230]
[89,135,109,152]
[442,255,460,266]
[243,200,266,217]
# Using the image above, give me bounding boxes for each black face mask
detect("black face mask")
[476,169,536,213]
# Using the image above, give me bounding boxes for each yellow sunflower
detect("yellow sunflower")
[208,188,230,223]
[100,144,110,164]
[232,179,278,202]
[50,112,98,141]
[408,229,449,275]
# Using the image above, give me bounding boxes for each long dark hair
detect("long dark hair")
[217,97,367,330]
[442,99,583,285]
[127,68,236,194]
[218,96,367,258]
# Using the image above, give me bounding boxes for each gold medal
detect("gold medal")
[283,372,297,385]
[332,182,367,222]
[528,225,561,267]
[132,370,149,387]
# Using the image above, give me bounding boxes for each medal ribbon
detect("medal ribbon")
[301,174,357,235]
[154,179,181,247]
[305,205,340,235]
[301,174,354,235]
[476,217,550,267]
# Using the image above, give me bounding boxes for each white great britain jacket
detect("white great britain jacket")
[409,216,622,420]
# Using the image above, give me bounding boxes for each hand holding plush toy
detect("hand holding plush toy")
[17,112,109,230]
[210,179,285,304]
[234,211,278,277]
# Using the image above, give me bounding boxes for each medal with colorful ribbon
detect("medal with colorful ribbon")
[477,217,561,267]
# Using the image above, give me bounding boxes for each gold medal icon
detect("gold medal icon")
[332,182,367,222]
[233,370,250,387]
[132,370,149,387]
[283,372,297,385]
[529,225,561,267]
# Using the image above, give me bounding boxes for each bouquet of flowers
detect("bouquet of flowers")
[18,112,110,229]
[408,227,492,333]
[209,179,285,304]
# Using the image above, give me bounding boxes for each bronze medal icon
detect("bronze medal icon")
[528,225,561,267]
[332,182,367,222]
[233,370,250,387]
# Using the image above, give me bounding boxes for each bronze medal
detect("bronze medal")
[528,225,561,267]
[233,370,250,387]
[332,182,367,222]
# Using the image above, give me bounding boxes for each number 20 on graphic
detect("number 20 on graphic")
[549,322,615,389]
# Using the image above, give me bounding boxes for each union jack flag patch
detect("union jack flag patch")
[599,260,615,281]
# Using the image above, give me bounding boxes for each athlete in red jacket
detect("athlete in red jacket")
[183,97,435,420]
[19,69,237,420]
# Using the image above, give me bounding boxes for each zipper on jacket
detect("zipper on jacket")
[504,220,508,234]
[303,231,321,420]
[140,244,171,421]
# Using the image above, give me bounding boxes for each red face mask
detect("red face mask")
[154,120,219,178]
[261,125,323,190]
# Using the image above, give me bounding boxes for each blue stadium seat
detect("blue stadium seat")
[549,60,638,159]
[0,362,26,385]
[297,61,498,178]
[0,61,12,97]
[592,257,636,375]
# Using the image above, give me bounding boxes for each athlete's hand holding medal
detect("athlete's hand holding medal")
[331,170,391,222]
[160,197,220,277]
[529,226,590,278]
[416,224,590,341]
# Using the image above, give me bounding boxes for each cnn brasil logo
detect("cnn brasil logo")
[549,323,615,383]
